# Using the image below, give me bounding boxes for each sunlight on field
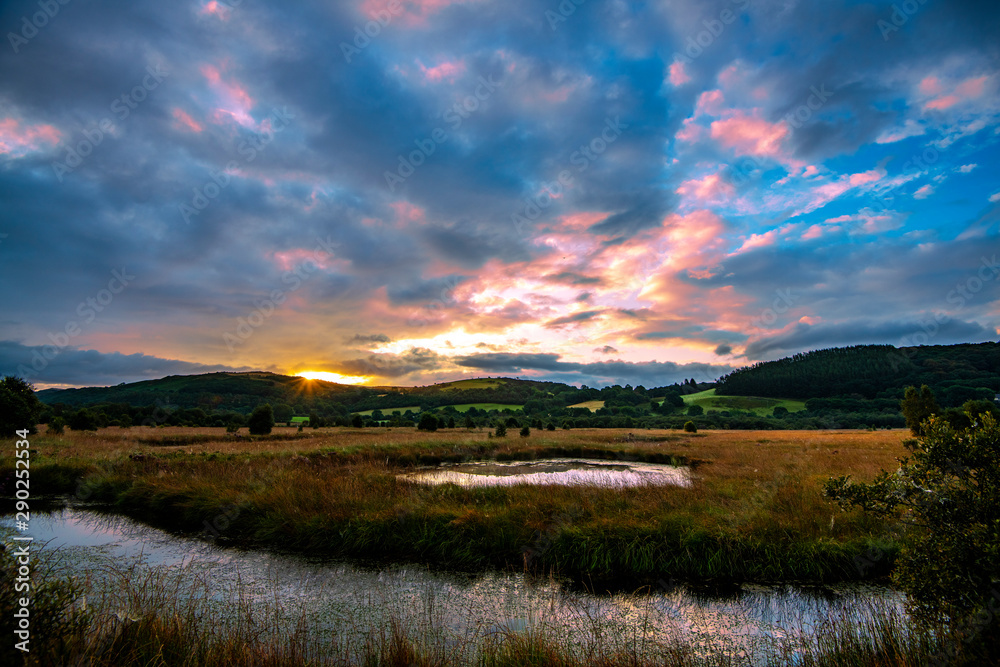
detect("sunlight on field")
[295,371,370,384]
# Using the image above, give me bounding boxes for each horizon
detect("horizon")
[2,0,999,390]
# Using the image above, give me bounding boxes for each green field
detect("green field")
[354,402,522,416]
[681,388,806,416]
[567,400,605,411]
[290,416,309,424]
[431,378,507,390]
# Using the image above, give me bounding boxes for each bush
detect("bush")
[519,425,530,437]
[901,385,940,435]
[46,417,65,435]
[686,404,704,416]
[825,414,1000,640]
[247,404,275,435]
[0,376,43,436]
[417,413,438,431]
[351,414,364,428]
[773,406,789,418]
[494,422,507,437]
[225,421,241,434]
[546,423,556,431]
[683,421,697,433]
[68,409,99,432]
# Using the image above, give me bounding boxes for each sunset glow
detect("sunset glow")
[296,371,371,385]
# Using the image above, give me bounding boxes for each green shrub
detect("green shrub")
[247,404,275,435]
[683,421,697,433]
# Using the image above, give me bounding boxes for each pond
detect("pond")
[1,506,907,664]
[397,457,692,488]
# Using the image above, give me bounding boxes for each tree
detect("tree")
[68,409,99,432]
[494,422,507,437]
[683,421,697,433]
[248,404,275,435]
[308,412,321,429]
[273,403,294,424]
[546,423,556,431]
[519,425,530,437]
[901,385,940,435]
[351,414,364,428]
[47,417,65,435]
[464,415,475,430]
[824,415,1000,643]
[773,406,789,418]
[686,404,704,416]
[0,376,43,437]
[417,413,438,431]
[447,416,456,429]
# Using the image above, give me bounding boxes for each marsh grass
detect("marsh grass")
[0,543,974,666]
[4,428,906,584]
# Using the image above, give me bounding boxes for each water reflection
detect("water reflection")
[398,458,692,488]
[1,508,906,665]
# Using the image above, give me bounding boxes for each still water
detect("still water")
[398,458,692,488]
[1,507,906,664]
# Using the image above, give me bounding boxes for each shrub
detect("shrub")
[417,413,438,431]
[825,414,1000,642]
[351,414,364,428]
[68,409,99,432]
[494,422,507,437]
[247,404,275,435]
[686,404,704,417]
[901,385,940,435]
[47,417,65,435]
[225,421,241,434]
[519,425,530,437]
[773,406,789,418]
[683,421,697,433]
[546,423,556,431]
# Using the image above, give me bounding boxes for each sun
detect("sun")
[295,370,370,385]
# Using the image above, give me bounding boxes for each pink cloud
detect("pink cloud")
[668,60,691,86]
[171,108,204,133]
[695,89,724,116]
[735,228,780,253]
[676,172,734,203]
[710,111,789,158]
[913,184,934,199]
[956,75,989,98]
[801,224,828,241]
[918,76,942,96]
[674,117,703,143]
[390,200,426,224]
[0,118,61,157]
[200,64,255,127]
[418,58,466,82]
[360,0,483,26]
[925,95,960,111]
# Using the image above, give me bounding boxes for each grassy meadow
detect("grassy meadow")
[680,389,808,416]
[3,425,908,585]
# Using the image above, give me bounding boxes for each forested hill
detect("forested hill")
[35,372,575,413]
[715,343,1000,401]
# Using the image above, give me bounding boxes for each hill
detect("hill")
[715,342,1000,404]
[36,372,570,415]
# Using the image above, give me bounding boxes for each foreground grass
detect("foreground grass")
[3,427,907,586]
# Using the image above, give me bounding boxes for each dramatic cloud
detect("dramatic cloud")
[0,0,998,388]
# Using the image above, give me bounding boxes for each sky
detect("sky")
[0,0,998,390]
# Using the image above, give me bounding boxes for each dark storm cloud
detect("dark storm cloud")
[0,341,248,387]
